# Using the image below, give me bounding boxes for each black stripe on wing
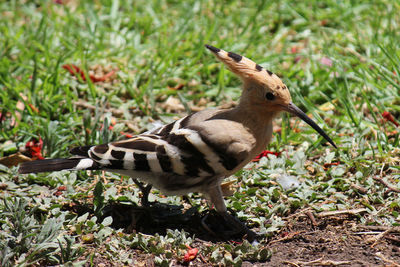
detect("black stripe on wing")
[188,126,241,171]
[163,133,215,177]
[157,113,194,136]
[70,145,93,157]
[89,151,102,161]
[108,159,124,169]
[158,122,174,136]
[111,150,125,160]
[112,139,156,151]
[156,145,173,172]
[134,153,150,171]
[178,113,194,128]
[93,144,109,154]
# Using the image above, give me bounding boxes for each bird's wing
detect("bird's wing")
[78,112,255,178]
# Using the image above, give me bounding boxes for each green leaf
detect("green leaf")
[102,216,113,227]
[93,181,105,217]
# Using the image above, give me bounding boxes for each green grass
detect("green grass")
[1,0,399,266]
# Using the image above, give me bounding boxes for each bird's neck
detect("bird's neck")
[233,97,279,129]
[221,100,278,155]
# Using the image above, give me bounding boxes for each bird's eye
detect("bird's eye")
[265,92,275,100]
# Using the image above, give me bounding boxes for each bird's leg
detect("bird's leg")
[132,178,152,207]
[207,184,227,213]
[203,185,257,241]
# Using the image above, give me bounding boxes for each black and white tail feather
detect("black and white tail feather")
[18,157,98,174]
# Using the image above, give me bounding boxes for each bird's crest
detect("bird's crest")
[205,44,291,102]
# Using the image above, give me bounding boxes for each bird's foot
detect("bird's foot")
[201,210,258,242]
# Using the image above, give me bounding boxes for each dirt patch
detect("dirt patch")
[266,216,400,266]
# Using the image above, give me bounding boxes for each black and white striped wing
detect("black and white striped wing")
[83,134,216,178]
[84,134,170,173]
[81,118,247,178]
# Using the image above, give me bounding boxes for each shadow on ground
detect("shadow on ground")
[61,201,257,242]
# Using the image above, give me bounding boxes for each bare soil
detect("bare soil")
[265,216,400,266]
[73,202,400,266]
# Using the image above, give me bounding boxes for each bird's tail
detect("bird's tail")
[18,158,100,174]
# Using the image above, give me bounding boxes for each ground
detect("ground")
[267,215,400,266]
[69,201,400,266]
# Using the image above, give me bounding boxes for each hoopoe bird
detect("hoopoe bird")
[19,45,336,237]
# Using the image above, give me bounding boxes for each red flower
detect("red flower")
[382,111,399,127]
[183,244,198,262]
[53,185,67,197]
[252,150,281,162]
[62,64,87,81]
[107,122,134,139]
[62,64,117,83]
[323,161,340,170]
[25,137,44,160]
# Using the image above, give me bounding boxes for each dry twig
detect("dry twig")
[283,261,300,267]
[375,252,400,267]
[371,228,392,248]
[268,231,304,246]
[284,257,352,266]
[285,207,313,220]
[350,183,368,194]
[317,208,367,217]
[353,231,382,235]
[357,225,400,232]
[305,211,318,227]
[373,176,400,193]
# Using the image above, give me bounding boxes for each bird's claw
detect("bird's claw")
[201,211,258,242]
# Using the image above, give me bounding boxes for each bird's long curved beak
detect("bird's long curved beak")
[284,102,337,148]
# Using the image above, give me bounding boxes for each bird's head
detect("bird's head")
[205,44,337,148]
